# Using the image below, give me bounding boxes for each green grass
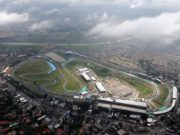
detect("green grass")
[15,59,50,75]
[115,73,154,97]
[63,69,81,90]
[109,56,138,69]
[16,68,60,86]
[14,59,60,88]
[31,79,55,85]
[48,71,64,92]
[23,73,50,79]
[66,59,111,77]
[48,80,64,92]
[14,58,83,93]
[153,84,169,106]
[49,68,82,91]
[59,44,102,53]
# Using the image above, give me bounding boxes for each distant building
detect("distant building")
[79,68,88,72]
[95,82,106,93]
[2,66,9,74]
[81,91,88,95]
[37,115,46,121]
[81,72,90,81]
[91,76,96,81]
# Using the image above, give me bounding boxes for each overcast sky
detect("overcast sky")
[0,0,180,44]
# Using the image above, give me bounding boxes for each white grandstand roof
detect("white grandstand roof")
[115,99,147,108]
[112,104,147,113]
[98,97,147,108]
[96,82,106,92]
[97,103,147,114]
[171,99,176,108]
[79,68,88,72]
[81,72,90,81]
[173,86,178,99]
[98,97,114,102]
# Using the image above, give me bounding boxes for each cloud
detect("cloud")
[88,11,180,42]
[64,17,71,22]
[85,12,114,23]
[47,0,144,7]
[130,0,144,9]
[100,12,109,21]
[85,13,98,21]
[1,0,180,10]
[10,0,30,5]
[44,8,61,15]
[0,11,29,25]
[29,20,53,32]
[40,0,180,9]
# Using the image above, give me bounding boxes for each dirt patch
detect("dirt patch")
[103,77,139,100]
[46,52,65,62]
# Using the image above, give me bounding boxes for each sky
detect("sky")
[0,0,180,44]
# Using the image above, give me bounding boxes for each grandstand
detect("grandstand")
[96,82,106,93]
[81,72,90,81]
[97,97,147,114]
[97,86,178,115]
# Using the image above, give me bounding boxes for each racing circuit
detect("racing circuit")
[11,52,179,117]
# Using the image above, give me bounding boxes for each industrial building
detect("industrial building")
[79,68,88,72]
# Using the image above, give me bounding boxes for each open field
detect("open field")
[15,59,50,74]
[13,58,84,93]
[109,56,139,70]
[59,44,103,53]
[58,43,143,71]
[104,77,139,99]
[66,59,112,77]
[46,52,65,62]
[49,68,83,92]
[14,59,60,88]
[114,73,154,98]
